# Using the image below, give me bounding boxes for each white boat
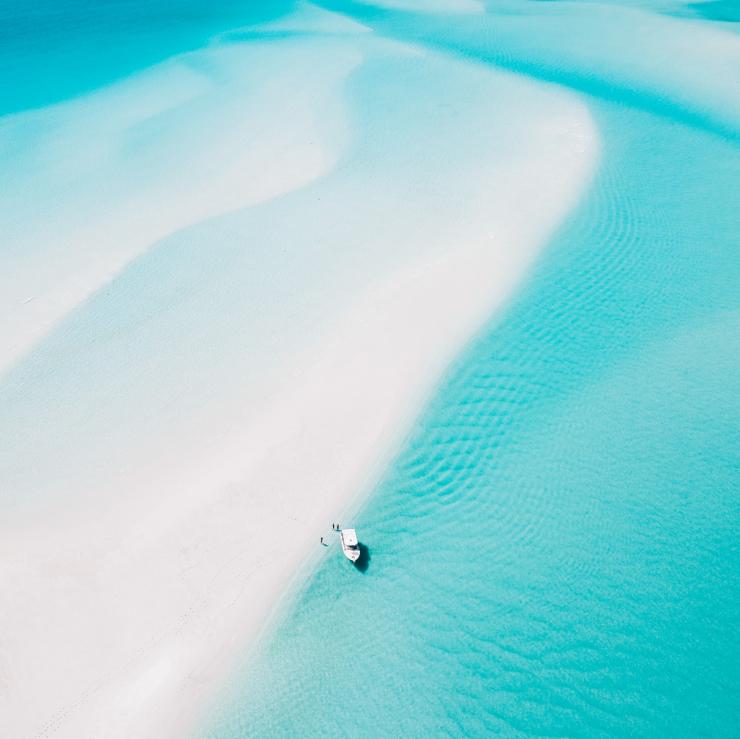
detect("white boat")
[340,528,360,562]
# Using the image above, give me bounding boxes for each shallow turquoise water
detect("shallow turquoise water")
[204,115,740,735]
[199,2,740,737]
[2,0,738,735]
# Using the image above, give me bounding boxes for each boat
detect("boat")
[340,528,360,562]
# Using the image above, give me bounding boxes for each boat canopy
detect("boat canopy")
[342,528,358,546]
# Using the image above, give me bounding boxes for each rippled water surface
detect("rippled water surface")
[200,1,740,736]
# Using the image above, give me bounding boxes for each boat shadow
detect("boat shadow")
[353,543,371,573]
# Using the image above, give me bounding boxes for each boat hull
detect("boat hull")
[340,528,361,562]
[342,546,360,562]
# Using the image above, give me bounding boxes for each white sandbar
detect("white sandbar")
[0,9,598,738]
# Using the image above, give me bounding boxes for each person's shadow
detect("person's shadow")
[353,543,371,573]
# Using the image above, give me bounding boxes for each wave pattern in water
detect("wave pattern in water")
[200,19,740,737]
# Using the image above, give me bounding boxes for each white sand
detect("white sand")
[0,39,359,376]
[0,10,598,739]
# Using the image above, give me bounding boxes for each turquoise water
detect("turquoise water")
[688,0,740,22]
[205,106,740,736]
[0,0,293,114]
[1,0,738,735]
[199,1,740,737]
